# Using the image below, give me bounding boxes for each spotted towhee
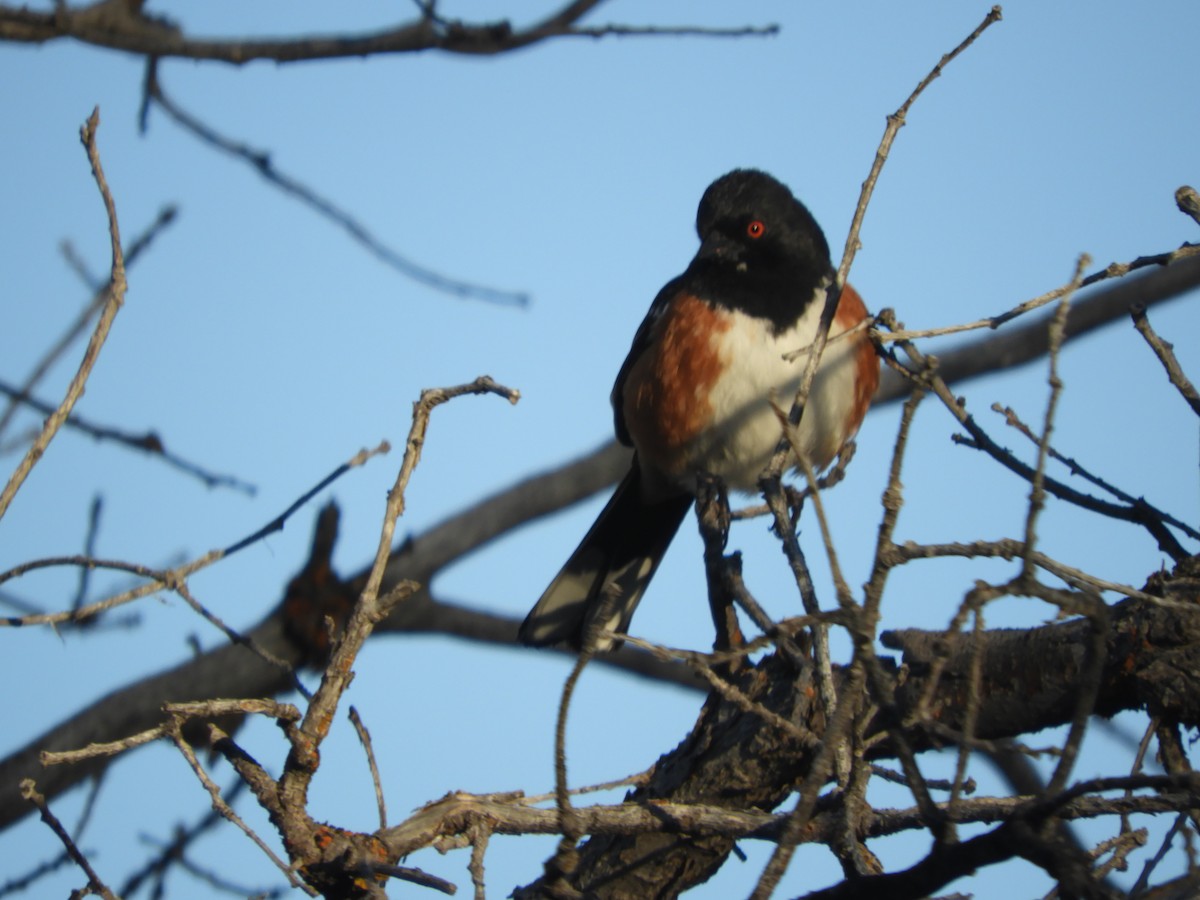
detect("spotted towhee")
[519,169,879,651]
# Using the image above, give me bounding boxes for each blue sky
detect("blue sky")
[2,1,1199,896]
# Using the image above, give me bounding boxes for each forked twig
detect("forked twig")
[167,720,315,895]
[280,377,519,819]
[1,442,389,629]
[1132,305,1200,417]
[991,402,1199,542]
[0,204,175,444]
[877,243,1199,344]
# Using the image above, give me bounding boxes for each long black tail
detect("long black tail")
[518,468,692,650]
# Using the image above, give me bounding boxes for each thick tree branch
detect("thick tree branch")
[384,779,1200,865]
[510,575,1200,897]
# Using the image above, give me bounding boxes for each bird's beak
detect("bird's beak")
[696,230,742,264]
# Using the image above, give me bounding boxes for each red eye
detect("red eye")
[746,220,766,239]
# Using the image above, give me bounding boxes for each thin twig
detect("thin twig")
[837,5,1003,288]
[0,551,203,628]
[0,435,380,630]
[682,655,820,750]
[749,662,868,900]
[990,402,1200,542]
[145,63,530,308]
[880,321,1191,560]
[40,698,300,767]
[1089,827,1148,882]
[0,848,77,896]
[874,251,1200,411]
[0,203,175,443]
[875,243,1199,344]
[70,494,103,616]
[1020,254,1089,581]
[888,537,1168,604]
[761,474,839,723]
[371,863,457,895]
[862,384,926,620]
[223,441,389,555]
[1130,814,1187,895]
[169,580,310,697]
[619,613,834,669]
[1039,585,1108,799]
[947,602,987,843]
[167,845,289,898]
[19,779,119,900]
[0,376,257,494]
[751,20,1006,814]
[58,238,101,291]
[41,725,165,767]
[120,779,249,898]
[853,368,950,839]
[349,706,388,831]
[281,377,518,815]
[547,647,592,892]
[383,780,1200,852]
[0,108,127,523]
[1131,304,1200,418]
[775,403,855,611]
[166,720,315,895]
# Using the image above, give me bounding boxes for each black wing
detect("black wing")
[609,274,688,446]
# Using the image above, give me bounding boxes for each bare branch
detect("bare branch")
[1132,304,1200,418]
[990,401,1200,542]
[223,441,389,556]
[0,443,387,630]
[349,706,388,832]
[371,863,457,895]
[385,783,1200,861]
[0,375,256,494]
[1019,254,1089,581]
[19,779,119,900]
[837,5,1003,287]
[274,377,519,875]
[0,200,173,447]
[167,720,314,896]
[144,63,531,307]
[0,2,776,63]
[879,311,1193,561]
[875,251,1200,401]
[0,109,126,523]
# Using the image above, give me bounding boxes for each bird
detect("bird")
[519,169,879,651]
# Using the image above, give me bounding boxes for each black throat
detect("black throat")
[685,256,831,335]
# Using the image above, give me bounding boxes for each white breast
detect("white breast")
[679,298,862,492]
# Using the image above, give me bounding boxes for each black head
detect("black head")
[688,169,833,330]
